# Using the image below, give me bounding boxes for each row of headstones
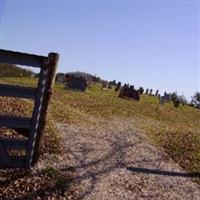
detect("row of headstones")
[110,81,184,108]
[114,82,160,97]
[145,88,159,97]
[160,92,186,108]
[67,78,184,108]
[118,84,140,100]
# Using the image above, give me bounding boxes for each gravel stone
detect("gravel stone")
[57,118,200,200]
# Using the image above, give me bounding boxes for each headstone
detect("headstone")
[149,89,153,96]
[138,87,144,95]
[119,85,140,101]
[102,81,108,90]
[115,81,121,92]
[55,73,65,83]
[65,74,87,91]
[155,90,159,96]
[171,93,180,108]
[160,93,171,104]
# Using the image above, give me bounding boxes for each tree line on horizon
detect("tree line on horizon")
[108,79,200,109]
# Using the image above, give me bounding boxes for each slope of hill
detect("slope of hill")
[0,63,35,77]
[1,77,199,175]
[0,77,199,199]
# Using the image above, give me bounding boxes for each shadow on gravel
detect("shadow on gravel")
[62,130,200,199]
[126,167,200,178]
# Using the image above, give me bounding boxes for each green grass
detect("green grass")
[1,77,200,177]
[0,63,34,77]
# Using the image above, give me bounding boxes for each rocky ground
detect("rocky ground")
[0,117,199,200]
[55,118,200,200]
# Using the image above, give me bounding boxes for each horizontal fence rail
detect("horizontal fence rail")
[0,156,26,168]
[0,49,48,68]
[0,137,27,150]
[0,84,37,99]
[0,116,32,129]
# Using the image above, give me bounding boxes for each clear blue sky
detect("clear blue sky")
[0,0,199,99]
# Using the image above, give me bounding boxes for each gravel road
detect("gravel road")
[56,118,200,200]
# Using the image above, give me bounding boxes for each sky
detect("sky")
[0,0,199,99]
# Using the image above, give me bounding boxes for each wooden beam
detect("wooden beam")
[0,115,32,129]
[0,143,10,167]
[26,52,59,167]
[0,156,26,168]
[0,137,27,150]
[10,156,26,168]
[0,84,37,99]
[0,49,48,68]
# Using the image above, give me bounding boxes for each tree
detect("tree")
[192,92,200,108]
[93,76,101,83]
[179,95,187,106]
[171,92,180,108]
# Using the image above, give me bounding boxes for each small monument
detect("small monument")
[160,93,171,104]
[119,84,140,101]
[65,74,87,91]
[115,82,121,92]
[55,73,65,83]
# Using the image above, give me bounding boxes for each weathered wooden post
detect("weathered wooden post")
[0,49,59,168]
[27,52,59,167]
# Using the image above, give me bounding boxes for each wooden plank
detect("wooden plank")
[0,115,32,129]
[26,52,59,167]
[0,143,10,167]
[10,156,26,168]
[0,137,27,150]
[0,49,48,68]
[25,67,47,167]
[0,156,26,168]
[0,84,37,99]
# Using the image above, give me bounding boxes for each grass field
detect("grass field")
[1,77,200,176]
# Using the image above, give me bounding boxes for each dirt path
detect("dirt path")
[56,118,200,200]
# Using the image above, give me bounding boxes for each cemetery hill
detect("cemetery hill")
[0,64,199,181]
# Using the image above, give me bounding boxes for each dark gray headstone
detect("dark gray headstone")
[66,76,87,91]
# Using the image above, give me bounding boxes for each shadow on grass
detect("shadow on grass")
[126,167,200,178]
[59,130,200,199]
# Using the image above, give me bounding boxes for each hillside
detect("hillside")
[0,63,35,77]
[0,77,199,199]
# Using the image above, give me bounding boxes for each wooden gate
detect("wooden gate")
[0,49,59,168]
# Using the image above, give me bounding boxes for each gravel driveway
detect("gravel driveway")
[57,118,200,200]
